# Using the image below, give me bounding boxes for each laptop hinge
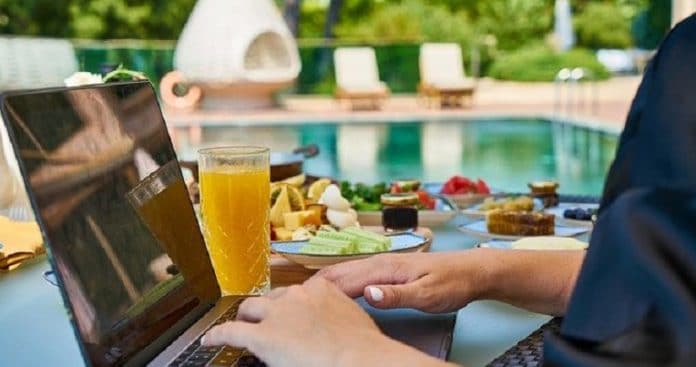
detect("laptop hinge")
[124,302,214,367]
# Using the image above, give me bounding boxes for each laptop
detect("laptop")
[0,81,454,367]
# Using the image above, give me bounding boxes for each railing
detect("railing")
[554,67,599,121]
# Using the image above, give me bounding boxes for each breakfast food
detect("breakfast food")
[340,181,389,211]
[307,178,332,200]
[511,236,588,250]
[270,178,334,241]
[339,180,436,211]
[529,181,559,208]
[441,176,490,195]
[381,193,419,231]
[563,207,597,221]
[319,184,359,229]
[486,210,555,236]
[479,196,534,212]
[299,227,391,255]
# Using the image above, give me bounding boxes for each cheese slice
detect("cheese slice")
[511,236,588,251]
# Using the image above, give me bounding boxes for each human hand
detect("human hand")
[202,278,441,367]
[315,251,488,313]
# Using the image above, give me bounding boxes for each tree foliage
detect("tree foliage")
[489,44,610,81]
[574,2,633,49]
[476,0,553,51]
[0,0,671,49]
[0,0,195,39]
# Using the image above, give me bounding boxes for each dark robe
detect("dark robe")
[544,14,696,366]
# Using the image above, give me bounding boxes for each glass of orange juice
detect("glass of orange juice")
[198,146,270,295]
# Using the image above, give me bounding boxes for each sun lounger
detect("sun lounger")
[334,47,390,110]
[0,36,78,91]
[418,43,476,108]
[0,36,78,208]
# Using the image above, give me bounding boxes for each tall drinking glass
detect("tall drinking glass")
[198,146,270,295]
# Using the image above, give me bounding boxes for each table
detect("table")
[0,218,550,367]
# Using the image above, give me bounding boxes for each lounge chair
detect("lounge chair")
[418,43,476,108]
[0,36,78,208]
[0,36,78,91]
[333,47,390,110]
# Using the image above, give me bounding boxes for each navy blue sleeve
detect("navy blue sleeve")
[544,15,696,366]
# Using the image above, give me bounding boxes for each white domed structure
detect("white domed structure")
[161,0,301,110]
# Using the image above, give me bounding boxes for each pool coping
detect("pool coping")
[163,111,622,136]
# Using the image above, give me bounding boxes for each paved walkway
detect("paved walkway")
[163,76,641,134]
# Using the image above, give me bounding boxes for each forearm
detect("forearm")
[475,248,585,316]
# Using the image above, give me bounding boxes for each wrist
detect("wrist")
[464,248,498,301]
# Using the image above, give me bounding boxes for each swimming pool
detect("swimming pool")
[170,118,618,196]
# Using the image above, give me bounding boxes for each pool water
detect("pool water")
[171,118,618,196]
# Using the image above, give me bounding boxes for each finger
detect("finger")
[315,255,411,297]
[236,297,271,322]
[364,281,427,310]
[202,321,260,349]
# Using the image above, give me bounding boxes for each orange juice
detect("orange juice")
[199,168,270,295]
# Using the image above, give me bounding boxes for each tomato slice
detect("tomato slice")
[441,178,457,194]
[443,176,490,195]
[417,191,436,210]
[476,179,491,194]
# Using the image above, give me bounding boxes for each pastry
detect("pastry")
[486,209,555,236]
[480,196,534,212]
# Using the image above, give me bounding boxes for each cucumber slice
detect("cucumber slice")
[341,227,391,249]
[308,237,358,253]
[356,242,383,253]
[300,244,348,255]
[315,231,357,243]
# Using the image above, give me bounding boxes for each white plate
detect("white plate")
[272,232,429,269]
[477,238,589,250]
[477,240,514,249]
[460,204,487,221]
[458,220,589,241]
[546,203,598,228]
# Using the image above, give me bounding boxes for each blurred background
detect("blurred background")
[0,0,678,92]
[0,0,693,195]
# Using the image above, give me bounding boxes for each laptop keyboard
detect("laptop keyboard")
[486,318,562,367]
[169,301,266,367]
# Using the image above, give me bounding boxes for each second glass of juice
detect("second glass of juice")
[198,146,270,295]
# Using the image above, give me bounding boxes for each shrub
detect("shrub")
[335,0,474,48]
[574,2,632,49]
[476,0,552,51]
[488,45,610,82]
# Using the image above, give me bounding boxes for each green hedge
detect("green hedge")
[488,46,610,82]
[574,3,633,49]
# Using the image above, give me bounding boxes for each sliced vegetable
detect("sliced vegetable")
[308,236,358,253]
[315,230,357,243]
[356,242,384,253]
[341,227,391,250]
[417,191,436,210]
[298,227,391,255]
[299,244,348,255]
[441,176,490,195]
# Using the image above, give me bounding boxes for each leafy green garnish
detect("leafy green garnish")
[103,64,148,83]
[341,181,389,211]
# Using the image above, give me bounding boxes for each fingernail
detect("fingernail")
[200,335,207,345]
[368,286,384,302]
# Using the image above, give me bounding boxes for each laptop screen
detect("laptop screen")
[1,82,220,366]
